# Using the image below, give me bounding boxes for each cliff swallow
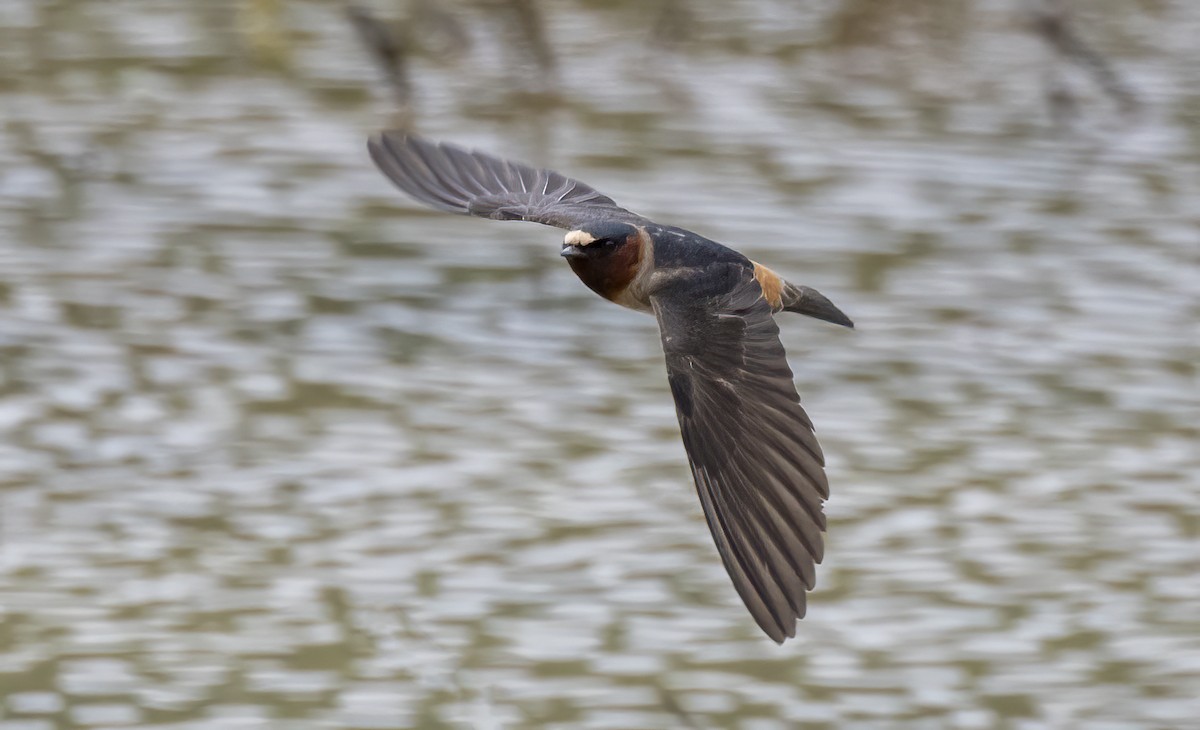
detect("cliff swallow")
[367,132,853,643]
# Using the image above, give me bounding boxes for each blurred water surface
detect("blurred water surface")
[1,1,1198,728]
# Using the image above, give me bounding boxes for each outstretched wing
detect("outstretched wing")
[368,132,645,230]
[652,270,829,643]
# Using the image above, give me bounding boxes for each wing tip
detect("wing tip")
[366,131,393,178]
[762,611,800,645]
[367,127,406,154]
[368,129,439,169]
[367,131,479,214]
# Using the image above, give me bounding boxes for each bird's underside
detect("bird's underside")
[368,131,851,642]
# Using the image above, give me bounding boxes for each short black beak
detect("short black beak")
[560,245,586,259]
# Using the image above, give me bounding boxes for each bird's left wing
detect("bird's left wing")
[652,270,830,643]
[368,132,645,230]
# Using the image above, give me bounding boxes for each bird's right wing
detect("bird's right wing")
[368,132,645,230]
[652,270,830,643]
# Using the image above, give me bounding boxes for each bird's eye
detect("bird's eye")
[599,238,616,247]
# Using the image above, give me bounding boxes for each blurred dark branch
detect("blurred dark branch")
[503,0,558,91]
[1044,70,1080,129]
[411,0,472,63]
[1029,0,1140,115]
[346,2,415,129]
[649,0,696,52]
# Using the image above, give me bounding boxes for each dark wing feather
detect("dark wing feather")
[367,131,645,230]
[653,271,829,643]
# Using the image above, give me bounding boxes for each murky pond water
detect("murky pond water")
[1,1,1198,728]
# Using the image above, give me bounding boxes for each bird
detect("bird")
[367,132,853,643]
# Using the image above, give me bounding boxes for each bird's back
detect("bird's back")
[645,224,751,270]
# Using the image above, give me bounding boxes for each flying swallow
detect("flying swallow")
[367,132,853,643]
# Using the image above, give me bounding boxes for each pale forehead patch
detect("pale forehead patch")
[564,230,597,246]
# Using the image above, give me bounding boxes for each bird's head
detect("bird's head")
[560,222,639,261]
[559,221,646,302]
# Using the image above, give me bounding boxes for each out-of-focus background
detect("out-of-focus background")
[0,0,1197,728]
